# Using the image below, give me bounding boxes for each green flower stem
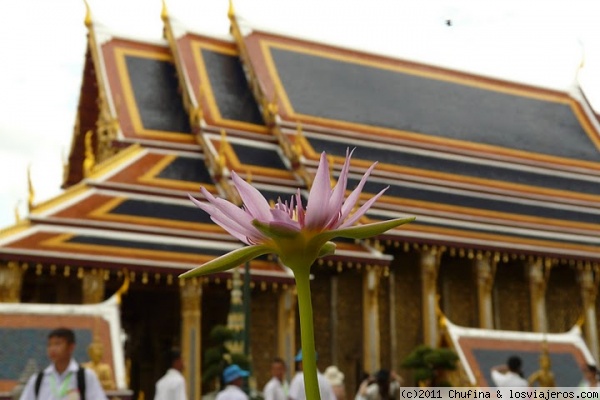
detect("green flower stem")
[294,267,321,400]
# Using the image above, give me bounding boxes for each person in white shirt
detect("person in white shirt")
[490,356,529,387]
[264,358,288,400]
[19,327,107,400]
[154,349,187,400]
[216,364,250,400]
[289,350,336,400]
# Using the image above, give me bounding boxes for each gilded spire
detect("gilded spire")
[83,0,92,28]
[189,84,204,126]
[292,122,304,158]
[267,88,279,117]
[161,0,169,22]
[115,270,130,305]
[14,202,21,224]
[227,0,235,21]
[217,129,228,172]
[83,130,96,178]
[27,165,35,212]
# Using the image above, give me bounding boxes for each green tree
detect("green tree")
[203,325,251,391]
[401,345,458,386]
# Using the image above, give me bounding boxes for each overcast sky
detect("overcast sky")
[0,0,599,229]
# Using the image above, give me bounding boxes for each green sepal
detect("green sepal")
[313,217,415,243]
[253,220,300,239]
[317,241,336,258]
[179,244,271,279]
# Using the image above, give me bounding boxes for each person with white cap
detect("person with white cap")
[289,350,336,400]
[216,364,250,400]
[324,366,346,400]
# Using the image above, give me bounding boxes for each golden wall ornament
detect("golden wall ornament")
[82,269,105,304]
[83,130,96,178]
[0,261,24,302]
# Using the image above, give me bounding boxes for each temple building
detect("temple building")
[1,1,600,398]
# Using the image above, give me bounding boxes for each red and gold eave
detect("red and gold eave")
[0,143,296,283]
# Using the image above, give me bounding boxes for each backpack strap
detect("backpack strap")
[77,365,87,400]
[34,371,44,400]
[34,367,86,400]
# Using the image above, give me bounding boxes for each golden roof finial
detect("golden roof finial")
[115,269,130,305]
[292,122,303,158]
[575,313,585,328]
[217,129,228,171]
[189,83,204,126]
[227,0,235,20]
[27,164,35,212]
[161,0,169,22]
[83,0,92,28]
[83,130,96,178]
[267,88,279,117]
[14,202,21,224]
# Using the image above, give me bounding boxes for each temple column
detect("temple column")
[278,286,297,375]
[82,269,105,304]
[180,278,202,400]
[475,255,496,329]
[0,261,24,302]
[389,269,399,371]
[421,247,442,348]
[363,267,380,373]
[579,264,599,362]
[528,259,549,333]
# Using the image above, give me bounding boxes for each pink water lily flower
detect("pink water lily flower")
[181,149,414,277]
[181,149,413,400]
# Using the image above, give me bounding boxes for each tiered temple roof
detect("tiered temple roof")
[0,1,395,283]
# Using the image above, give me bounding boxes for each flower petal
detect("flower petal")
[295,189,305,226]
[189,192,263,244]
[231,172,272,221]
[339,186,388,228]
[179,244,272,279]
[305,152,333,230]
[270,207,302,231]
[339,162,377,223]
[325,148,353,228]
